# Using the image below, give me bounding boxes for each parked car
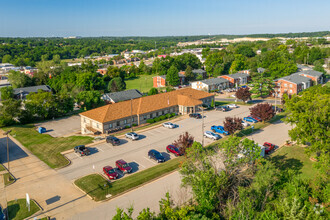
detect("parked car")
[148,149,165,163]
[74,145,90,156]
[227,104,238,108]
[125,132,139,140]
[211,125,229,135]
[0,205,5,220]
[166,145,183,156]
[231,94,236,98]
[106,135,120,146]
[241,85,247,88]
[249,115,262,122]
[162,122,176,129]
[103,166,119,179]
[204,131,221,140]
[189,113,202,119]
[263,142,276,154]
[216,106,229,112]
[115,159,132,173]
[241,121,250,127]
[272,106,283,112]
[243,117,258,123]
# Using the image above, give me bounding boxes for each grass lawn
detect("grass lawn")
[75,157,183,201]
[270,145,319,179]
[125,74,158,93]
[215,101,253,106]
[2,125,93,169]
[7,199,40,220]
[3,173,15,186]
[0,164,5,171]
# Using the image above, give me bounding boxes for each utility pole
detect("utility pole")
[202,107,204,147]
[130,99,133,132]
[3,130,12,180]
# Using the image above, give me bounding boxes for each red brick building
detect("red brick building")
[274,74,312,97]
[219,72,250,87]
[153,75,166,88]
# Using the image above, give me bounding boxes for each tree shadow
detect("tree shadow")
[269,154,304,174]
[7,203,19,220]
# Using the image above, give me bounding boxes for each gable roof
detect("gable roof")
[80,88,213,123]
[299,70,323,78]
[276,73,312,85]
[198,77,228,86]
[102,89,142,103]
[225,72,249,79]
[192,69,206,74]
[13,85,51,95]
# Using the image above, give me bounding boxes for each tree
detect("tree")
[313,60,326,74]
[268,59,297,78]
[148,88,158,96]
[173,132,194,155]
[0,98,21,127]
[223,116,243,135]
[250,75,275,98]
[52,54,61,64]
[7,71,33,88]
[184,65,195,82]
[229,54,247,73]
[235,45,255,57]
[108,77,126,92]
[235,87,251,102]
[250,103,275,122]
[283,85,329,172]
[138,60,152,75]
[75,90,103,110]
[166,65,180,86]
[0,87,14,100]
[1,54,12,63]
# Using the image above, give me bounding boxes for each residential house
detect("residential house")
[192,69,207,79]
[274,73,312,97]
[220,72,250,87]
[80,88,214,134]
[191,78,229,92]
[298,70,323,84]
[12,85,52,100]
[153,75,166,88]
[97,68,108,75]
[101,89,143,103]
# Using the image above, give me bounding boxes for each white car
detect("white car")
[241,121,250,127]
[227,104,238,108]
[125,132,139,140]
[162,122,176,129]
[231,94,236,98]
[204,131,221,140]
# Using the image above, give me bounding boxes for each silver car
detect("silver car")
[162,122,176,129]
[227,104,238,108]
[241,121,249,127]
[204,131,221,140]
[125,132,139,140]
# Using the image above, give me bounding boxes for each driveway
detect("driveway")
[35,115,81,137]
[58,105,252,181]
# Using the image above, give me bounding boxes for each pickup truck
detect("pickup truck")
[211,125,229,135]
[74,145,90,156]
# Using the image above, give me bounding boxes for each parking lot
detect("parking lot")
[36,115,81,137]
[58,105,252,181]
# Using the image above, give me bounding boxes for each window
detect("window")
[143,115,147,120]
[84,118,86,123]
[109,124,112,128]
[116,121,120,126]
[289,90,292,94]
[284,84,287,87]
[124,119,127,124]
[156,112,158,116]
[97,124,99,128]
[150,114,152,118]
[132,117,134,122]
[289,84,292,88]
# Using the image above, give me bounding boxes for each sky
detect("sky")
[0,0,329,37]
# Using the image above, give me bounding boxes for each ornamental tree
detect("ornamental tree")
[249,103,275,122]
[235,87,251,102]
[166,65,180,86]
[173,132,194,156]
[223,116,243,135]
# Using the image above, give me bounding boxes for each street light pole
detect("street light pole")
[3,130,12,177]
[202,107,204,147]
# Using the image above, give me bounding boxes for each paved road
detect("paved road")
[58,105,252,181]
[215,97,276,104]
[70,121,292,219]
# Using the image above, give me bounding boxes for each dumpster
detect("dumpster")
[38,127,46,134]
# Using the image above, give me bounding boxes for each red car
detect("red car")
[103,166,119,179]
[166,145,183,157]
[115,159,132,173]
[249,115,262,122]
[263,142,276,154]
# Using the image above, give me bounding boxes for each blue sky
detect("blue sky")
[0,0,329,37]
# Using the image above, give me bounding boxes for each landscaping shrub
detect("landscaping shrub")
[166,113,171,118]
[132,123,138,127]
[171,113,176,117]
[159,115,166,120]
[124,125,130,129]
[146,119,154,123]
[153,117,160,122]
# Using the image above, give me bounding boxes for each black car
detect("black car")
[148,149,165,163]
[272,106,283,112]
[106,136,120,146]
[189,113,202,119]
[74,145,90,156]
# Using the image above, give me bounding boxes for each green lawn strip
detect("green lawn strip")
[0,164,5,171]
[3,173,15,186]
[270,145,319,179]
[7,199,40,220]
[2,125,93,169]
[125,74,158,93]
[215,100,253,106]
[75,157,183,201]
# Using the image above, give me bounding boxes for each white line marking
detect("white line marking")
[98,147,104,152]
[133,160,145,168]
[75,153,83,160]
[143,156,157,165]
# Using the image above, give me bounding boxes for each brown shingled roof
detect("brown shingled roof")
[80,88,213,123]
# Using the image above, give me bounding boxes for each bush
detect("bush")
[153,117,160,122]
[166,113,171,118]
[146,119,154,124]
[159,115,166,120]
[125,125,131,129]
[132,123,138,127]
[171,113,176,117]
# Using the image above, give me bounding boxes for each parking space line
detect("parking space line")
[97,147,104,152]
[143,157,157,165]
[133,160,145,168]
[74,153,83,160]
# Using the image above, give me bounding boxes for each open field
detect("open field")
[2,125,93,169]
[125,74,158,93]
[270,145,319,179]
[75,157,183,201]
